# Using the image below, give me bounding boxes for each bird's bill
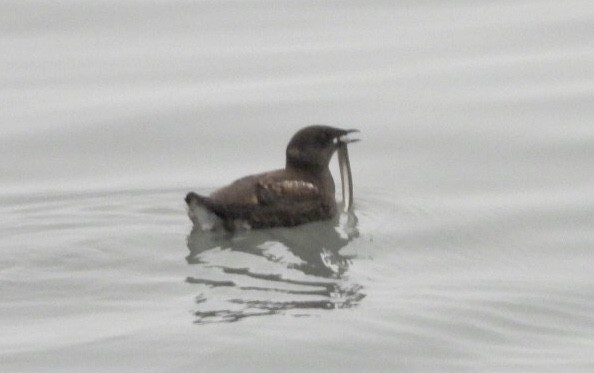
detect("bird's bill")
[335,129,360,145]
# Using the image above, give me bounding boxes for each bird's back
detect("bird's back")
[190,168,336,230]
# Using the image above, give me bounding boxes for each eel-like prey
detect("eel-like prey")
[338,142,354,212]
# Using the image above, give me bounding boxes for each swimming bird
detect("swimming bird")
[185,125,359,231]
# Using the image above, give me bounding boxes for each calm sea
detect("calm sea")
[2,1,594,372]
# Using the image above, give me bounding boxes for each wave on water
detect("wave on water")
[185,210,365,324]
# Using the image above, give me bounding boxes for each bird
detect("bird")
[185,125,359,231]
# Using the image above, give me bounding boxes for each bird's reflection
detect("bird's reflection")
[185,210,364,323]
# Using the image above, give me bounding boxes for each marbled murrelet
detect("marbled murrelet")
[185,125,359,231]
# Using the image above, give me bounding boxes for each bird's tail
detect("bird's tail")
[185,192,220,231]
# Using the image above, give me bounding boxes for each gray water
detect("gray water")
[2,1,594,372]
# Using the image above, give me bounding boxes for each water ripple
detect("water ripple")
[185,210,365,324]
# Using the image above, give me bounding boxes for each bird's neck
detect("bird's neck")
[285,162,328,177]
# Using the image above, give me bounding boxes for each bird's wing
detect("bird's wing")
[256,180,320,205]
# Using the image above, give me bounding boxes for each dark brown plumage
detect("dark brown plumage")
[185,125,358,230]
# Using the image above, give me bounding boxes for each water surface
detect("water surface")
[2,1,594,372]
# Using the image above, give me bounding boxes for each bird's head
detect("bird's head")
[286,125,359,171]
